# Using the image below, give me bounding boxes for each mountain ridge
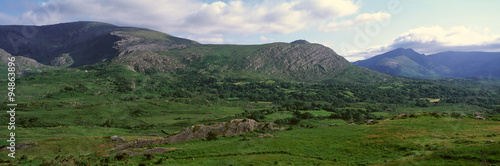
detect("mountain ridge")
[353,48,444,78]
[354,48,500,79]
[0,21,391,82]
[0,21,199,67]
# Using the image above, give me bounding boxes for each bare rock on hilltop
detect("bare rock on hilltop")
[291,39,310,44]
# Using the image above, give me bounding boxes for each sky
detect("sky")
[1,0,500,61]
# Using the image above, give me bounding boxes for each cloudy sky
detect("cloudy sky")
[1,0,500,61]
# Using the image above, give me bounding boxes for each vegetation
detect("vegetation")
[0,62,499,165]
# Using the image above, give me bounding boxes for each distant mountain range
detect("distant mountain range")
[5,21,495,82]
[0,21,392,82]
[353,48,500,79]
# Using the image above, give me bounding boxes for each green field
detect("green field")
[2,113,498,165]
[0,62,499,165]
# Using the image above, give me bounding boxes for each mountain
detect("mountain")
[0,21,199,67]
[115,41,352,80]
[353,48,447,78]
[0,21,392,82]
[428,51,500,79]
[353,48,500,79]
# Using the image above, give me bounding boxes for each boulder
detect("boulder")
[110,135,127,143]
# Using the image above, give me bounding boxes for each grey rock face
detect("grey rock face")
[110,119,283,151]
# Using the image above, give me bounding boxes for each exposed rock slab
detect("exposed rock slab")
[110,119,283,151]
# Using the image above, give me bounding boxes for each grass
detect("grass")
[264,111,294,122]
[299,110,333,117]
[396,104,484,114]
[3,114,497,165]
[103,116,498,165]
[0,59,499,165]
[0,98,249,141]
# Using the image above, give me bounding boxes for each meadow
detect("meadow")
[1,110,498,165]
[0,64,499,165]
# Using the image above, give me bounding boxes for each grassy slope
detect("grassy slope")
[0,70,498,165]
[2,115,497,165]
[148,116,500,165]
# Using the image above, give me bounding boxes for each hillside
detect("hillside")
[0,48,54,79]
[0,21,199,67]
[116,41,353,80]
[0,21,389,82]
[353,48,500,79]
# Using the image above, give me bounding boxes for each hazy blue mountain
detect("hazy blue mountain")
[353,48,447,78]
[428,51,500,79]
[354,48,500,79]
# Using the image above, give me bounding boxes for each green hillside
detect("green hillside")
[0,21,199,67]
[111,41,354,81]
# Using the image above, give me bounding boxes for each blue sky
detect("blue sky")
[1,0,500,61]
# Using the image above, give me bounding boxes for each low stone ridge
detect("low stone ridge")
[110,119,284,151]
[120,147,178,157]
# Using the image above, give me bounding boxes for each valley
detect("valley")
[0,22,499,165]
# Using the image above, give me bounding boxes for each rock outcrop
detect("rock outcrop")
[110,135,127,143]
[111,31,188,57]
[291,39,310,44]
[119,147,178,157]
[241,42,350,80]
[110,119,283,151]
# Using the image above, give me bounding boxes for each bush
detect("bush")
[144,154,155,160]
[429,112,442,118]
[115,153,129,161]
[207,131,219,141]
[121,94,140,101]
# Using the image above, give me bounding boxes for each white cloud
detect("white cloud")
[293,0,359,19]
[319,12,391,32]
[190,37,225,44]
[392,26,500,54]
[347,26,500,61]
[343,44,391,62]
[394,26,500,47]
[259,35,275,42]
[13,0,360,41]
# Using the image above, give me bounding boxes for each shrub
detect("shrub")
[144,154,155,160]
[207,131,219,141]
[115,153,129,161]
